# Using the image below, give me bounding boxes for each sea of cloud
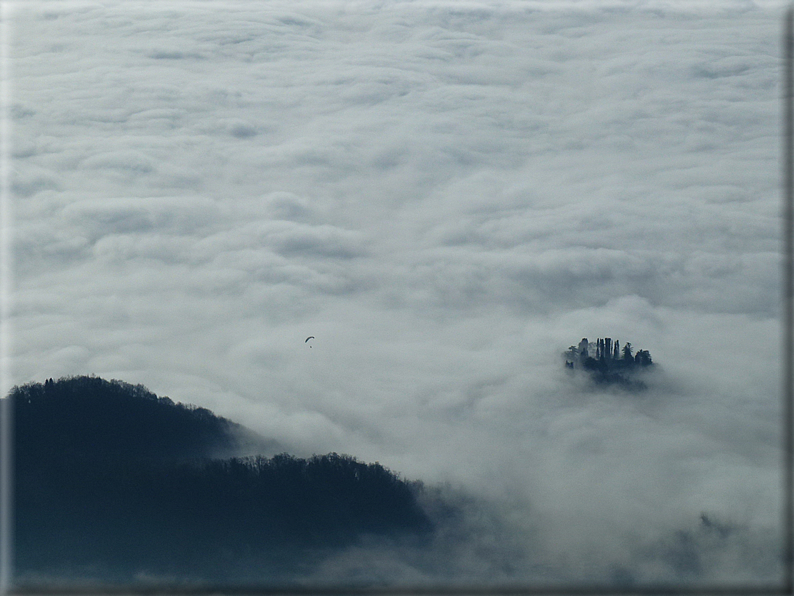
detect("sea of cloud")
[8,0,787,585]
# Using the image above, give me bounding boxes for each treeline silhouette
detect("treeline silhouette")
[13,375,278,464]
[10,376,433,585]
[563,337,654,389]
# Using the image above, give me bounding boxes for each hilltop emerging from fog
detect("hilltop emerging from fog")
[10,376,435,586]
[563,337,654,390]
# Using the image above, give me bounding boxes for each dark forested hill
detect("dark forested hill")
[12,375,278,464]
[10,376,434,586]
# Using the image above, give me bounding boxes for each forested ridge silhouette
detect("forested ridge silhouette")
[9,376,434,585]
[563,337,655,390]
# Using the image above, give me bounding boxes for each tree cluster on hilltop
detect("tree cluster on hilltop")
[9,376,434,586]
[563,337,654,389]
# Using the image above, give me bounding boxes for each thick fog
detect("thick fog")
[8,0,786,584]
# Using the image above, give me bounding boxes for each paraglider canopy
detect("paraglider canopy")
[305,336,315,343]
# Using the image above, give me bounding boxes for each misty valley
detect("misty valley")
[8,374,776,588]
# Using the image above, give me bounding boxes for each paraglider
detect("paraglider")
[305,336,314,348]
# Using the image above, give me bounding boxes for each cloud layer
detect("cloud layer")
[9,0,786,584]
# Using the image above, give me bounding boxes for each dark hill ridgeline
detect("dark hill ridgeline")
[9,376,434,586]
[13,375,279,463]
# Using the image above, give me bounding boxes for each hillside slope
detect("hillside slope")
[12,376,279,464]
[9,376,433,586]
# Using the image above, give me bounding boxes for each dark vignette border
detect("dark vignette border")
[0,3,791,596]
[1,0,12,593]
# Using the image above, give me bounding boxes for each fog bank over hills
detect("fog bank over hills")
[9,375,781,586]
[10,0,784,587]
